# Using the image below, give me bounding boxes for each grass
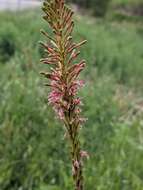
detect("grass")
[112,0,143,6]
[0,8,143,190]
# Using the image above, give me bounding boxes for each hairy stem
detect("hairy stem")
[64,113,83,190]
[71,132,83,190]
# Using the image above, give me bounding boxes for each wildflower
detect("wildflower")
[40,0,88,189]
[80,151,90,159]
[74,160,80,169]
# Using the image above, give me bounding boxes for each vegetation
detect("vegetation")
[0,2,143,190]
[0,23,16,62]
[68,0,143,17]
[68,0,111,17]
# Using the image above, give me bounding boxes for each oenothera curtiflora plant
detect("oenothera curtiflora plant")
[40,0,88,189]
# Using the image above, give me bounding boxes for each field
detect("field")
[112,0,142,5]
[0,3,143,190]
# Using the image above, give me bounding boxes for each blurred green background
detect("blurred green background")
[0,0,143,189]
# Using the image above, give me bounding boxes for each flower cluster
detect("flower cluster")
[40,0,88,189]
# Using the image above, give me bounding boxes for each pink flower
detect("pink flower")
[69,80,85,96]
[80,151,89,159]
[55,108,64,120]
[74,160,80,169]
[48,91,62,104]
[73,98,82,106]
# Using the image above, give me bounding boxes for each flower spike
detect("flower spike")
[40,1,88,190]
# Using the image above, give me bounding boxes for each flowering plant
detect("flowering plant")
[40,0,88,189]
